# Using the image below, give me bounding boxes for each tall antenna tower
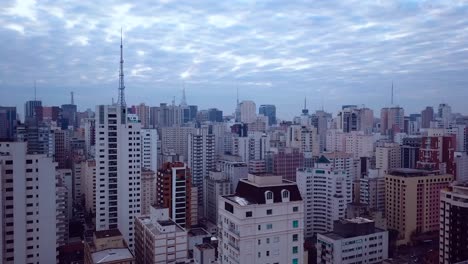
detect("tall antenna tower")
[391,81,394,105]
[71,91,74,105]
[34,80,37,100]
[117,28,126,108]
[181,83,187,107]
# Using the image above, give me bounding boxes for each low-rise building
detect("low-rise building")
[84,229,134,264]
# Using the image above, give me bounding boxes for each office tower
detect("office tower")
[56,178,69,247]
[317,218,389,264]
[61,103,78,129]
[312,110,332,152]
[337,106,359,132]
[207,123,226,159]
[385,169,453,245]
[421,106,434,129]
[286,125,320,156]
[156,162,193,228]
[259,104,276,125]
[440,184,468,264]
[376,143,401,174]
[134,103,150,128]
[188,128,215,214]
[24,100,42,124]
[380,107,404,136]
[141,168,156,215]
[84,118,96,158]
[326,129,345,153]
[401,141,420,169]
[296,156,351,237]
[438,103,452,128]
[218,174,304,264]
[446,124,467,152]
[231,132,269,164]
[135,206,188,264]
[161,126,196,161]
[204,171,232,224]
[360,169,385,211]
[239,100,256,123]
[0,106,17,140]
[207,108,223,122]
[359,107,374,133]
[53,129,72,168]
[455,152,468,182]
[84,230,134,264]
[94,105,142,250]
[344,131,374,158]
[222,160,248,192]
[16,123,53,155]
[417,135,456,176]
[248,115,268,132]
[141,128,158,172]
[150,103,183,127]
[0,142,56,264]
[81,160,96,214]
[57,168,73,219]
[269,147,304,181]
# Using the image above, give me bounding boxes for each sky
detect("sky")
[1,0,468,119]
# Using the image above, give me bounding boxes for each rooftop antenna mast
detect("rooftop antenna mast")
[391,81,394,106]
[34,80,37,101]
[117,28,126,108]
[71,91,74,105]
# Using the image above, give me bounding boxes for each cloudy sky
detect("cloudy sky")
[1,0,468,119]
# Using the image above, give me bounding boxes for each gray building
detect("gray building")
[259,104,276,125]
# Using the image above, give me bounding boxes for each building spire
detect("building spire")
[117,28,126,108]
[71,91,74,105]
[391,81,394,106]
[304,96,307,110]
[34,80,37,101]
[181,82,187,107]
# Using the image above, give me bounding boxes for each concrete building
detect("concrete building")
[360,169,385,211]
[194,243,216,264]
[134,103,150,128]
[438,103,452,128]
[0,106,17,141]
[297,156,351,237]
[421,106,434,129]
[0,142,56,264]
[455,152,468,183]
[376,143,401,174]
[239,100,256,124]
[269,147,304,182]
[380,107,404,136]
[94,105,142,250]
[24,100,42,124]
[134,206,188,264]
[286,125,320,156]
[204,171,232,224]
[56,181,69,247]
[317,218,389,264]
[417,135,456,176]
[141,128,158,172]
[156,162,194,228]
[218,174,304,264]
[188,128,215,214]
[160,126,196,161]
[84,229,134,264]
[440,183,468,264]
[385,169,453,245]
[222,160,248,193]
[141,169,156,215]
[82,159,96,214]
[344,131,374,158]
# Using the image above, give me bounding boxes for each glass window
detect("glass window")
[293,234,298,242]
[292,258,298,264]
[292,246,298,254]
[266,224,273,230]
[292,220,299,228]
[293,206,299,212]
[267,209,272,215]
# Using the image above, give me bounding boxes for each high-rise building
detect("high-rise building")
[286,125,320,156]
[270,147,304,181]
[297,156,351,237]
[141,168,156,215]
[421,106,434,129]
[156,162,194,228]
[239,100,256,123]
[24,100,42,124]
[0,142,57,264]
[149,103,183,127]
[135,206,188,264]
[385,169,453,245]
[317,218,389,264]
[218,174,304,264]
[455,152,468,183]
[204,171,232,224]
[160,126,196,161]
[259,104,276,125]
[360,169,385,211]
[417,135,456,176]
[141,128,158,172]
[438,103,452,128]
[359,107,374,133]
[134,103,150,128]
[440,183,468,264]
[376,142,401,174]
[0,106,17,141]
[61,103,78,129]
[16,123,53,155]
[81,159,96,214]
[188,128,215,213]
[53,129,72,168]
[207,108,223,122]
[94,105,142,250]
[380,107,404,136]
[337,106,359,132]
[222,160,248,192]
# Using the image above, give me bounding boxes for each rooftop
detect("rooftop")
[94,229,122,239]
[139,216,185,235]
[388,168,436,177]
[91,248,134,264]
[195,243,215,250]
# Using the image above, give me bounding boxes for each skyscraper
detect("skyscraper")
[239,100,256,123]
[24,100,42,124]
[380,106,404,136]
[259,104,276,125]
[0,106,17,141]
[421,106,434,129]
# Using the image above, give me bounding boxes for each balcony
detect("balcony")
[228,241,240,250]
[228,226,240,236]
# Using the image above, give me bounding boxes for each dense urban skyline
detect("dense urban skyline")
[1,0,468,118]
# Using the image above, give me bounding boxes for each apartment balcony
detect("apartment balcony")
[228,226,240,236]
[228,241,240,250]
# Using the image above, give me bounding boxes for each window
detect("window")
[292,246,298,254]
[265,191,273,203]
[266,251,270,256]
[267,209,272,215]
[258,239,261,245]
[292,258,298,264]
[266,224,273,230]
[282,190,289,198]
[293,206,299,212]
[258,225,261,231]
[246,211,252,217]
[258,252,261,258]
[292,234,298,242]
[292,220,299,228]
[266,238,270,244]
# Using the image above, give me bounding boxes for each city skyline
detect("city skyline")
[1,0,468,118]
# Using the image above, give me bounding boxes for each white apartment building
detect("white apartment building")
[135,206,188,264]
[296,156,351,237]
[222,161,248,193]
[345,131,374,158]
[317,218,389,264]
[231,132,269,164]
[326,129,345,153]
[160,126,196,161]
[376,142,401,174]
[360,169,385,211]
[141,168,156,215]
[286,125,320,156]
[141,128,158,172]
[95,105,142,250]
[188,128,215,215]
[0,142,56,264]
[239,100,256,124]
[440,183,468,264]
[218,174,304,264]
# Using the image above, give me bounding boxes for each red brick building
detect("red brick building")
[417,135,456,177]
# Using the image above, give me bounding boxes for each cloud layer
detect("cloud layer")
[1,0,468,118]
